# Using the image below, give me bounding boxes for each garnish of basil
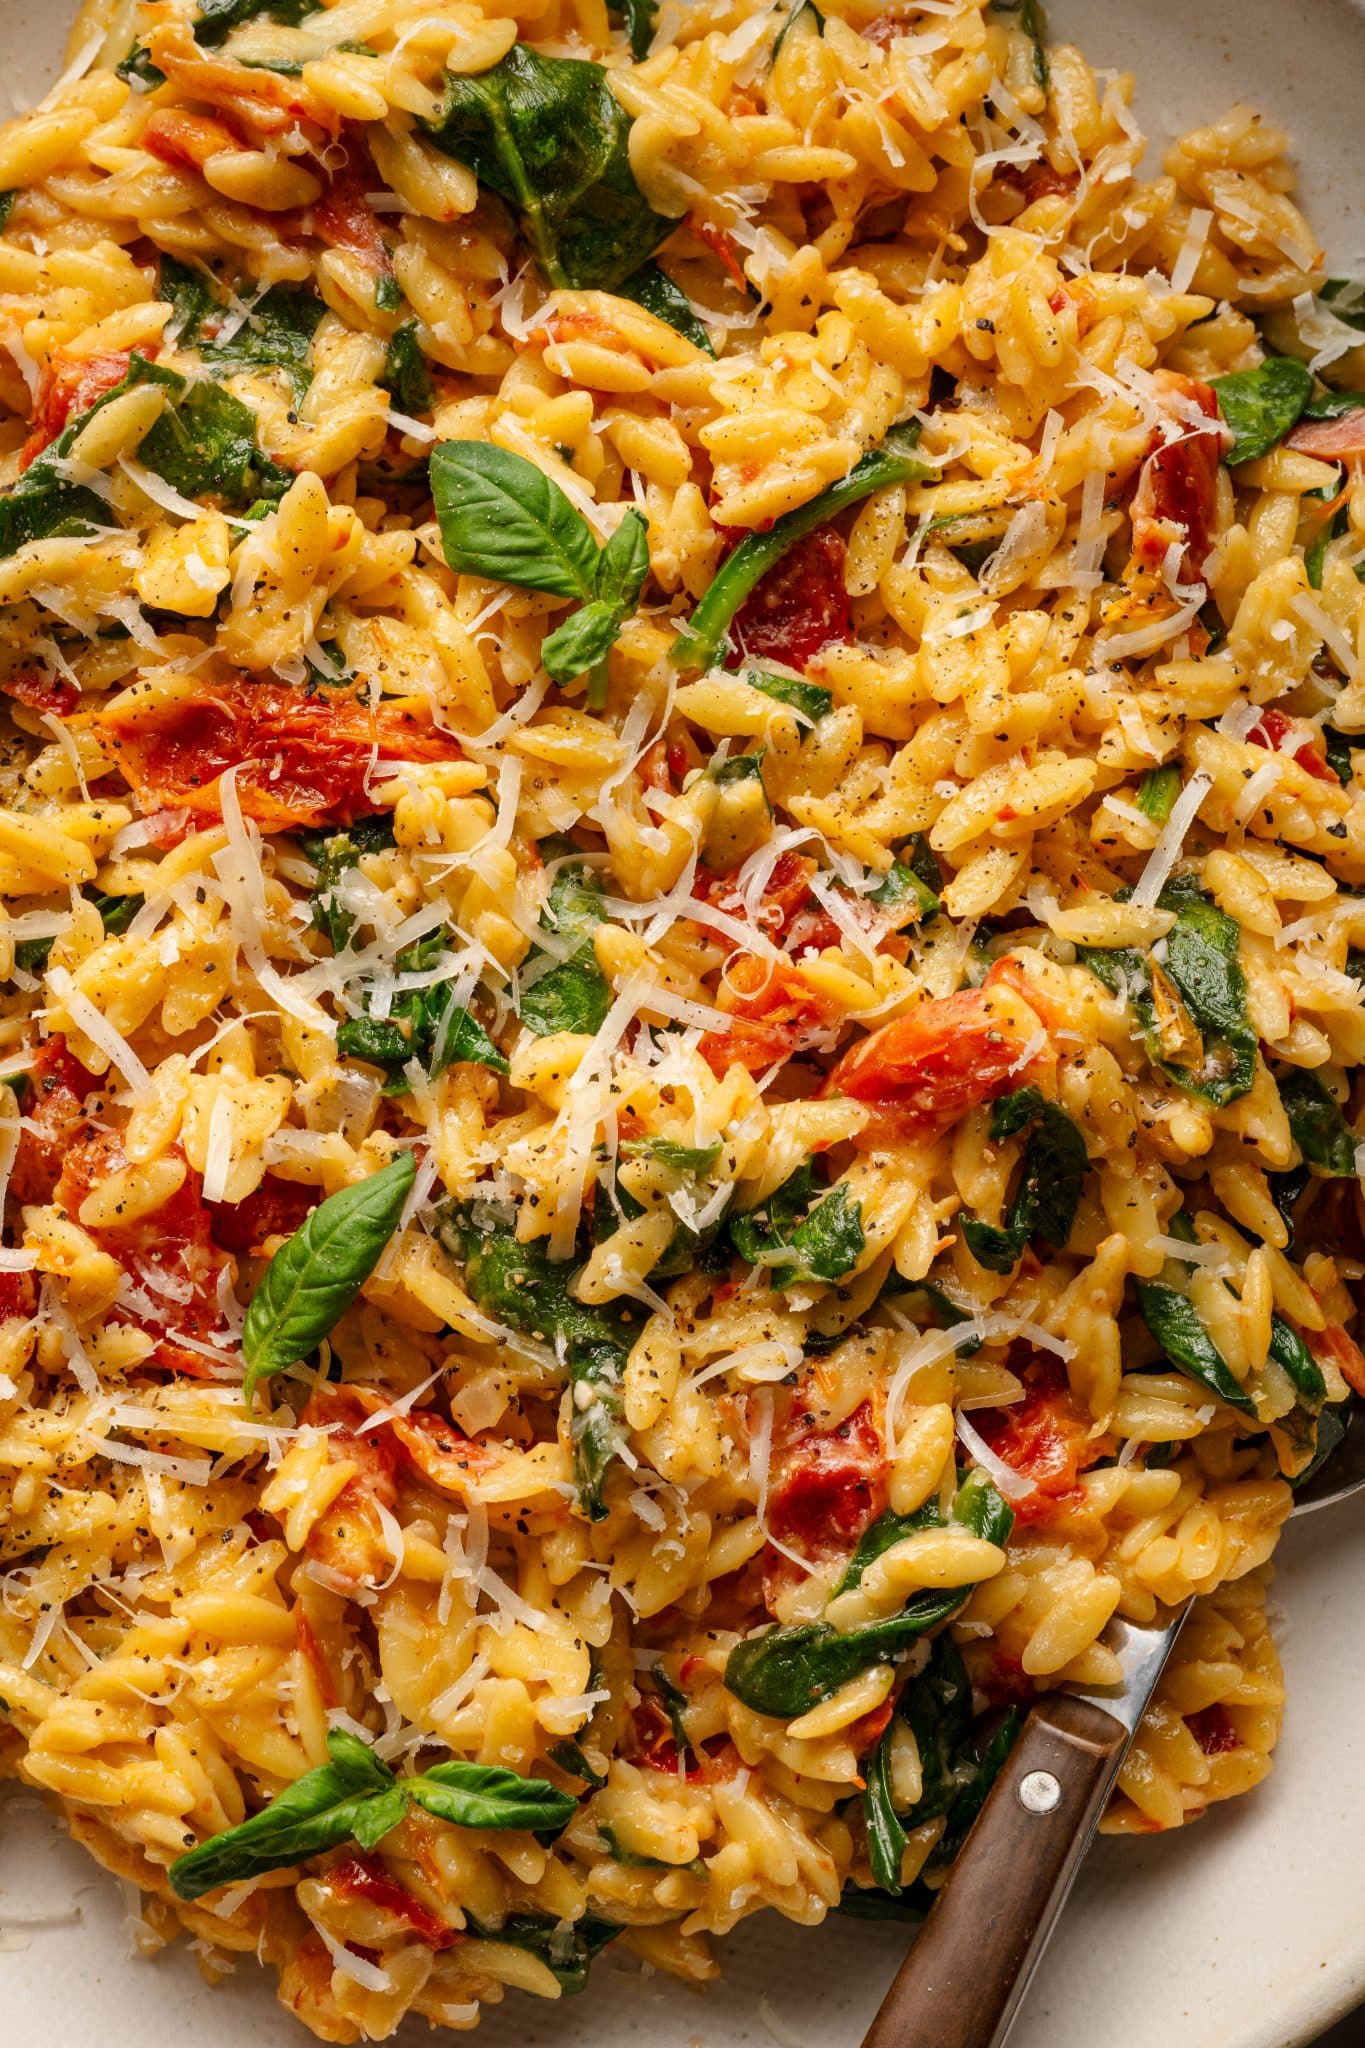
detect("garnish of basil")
[241,1152,415,1403]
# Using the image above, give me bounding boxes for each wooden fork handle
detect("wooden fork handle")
[860,1692,1130,2048]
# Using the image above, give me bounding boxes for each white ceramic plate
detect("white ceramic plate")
[2,1,1365,2042]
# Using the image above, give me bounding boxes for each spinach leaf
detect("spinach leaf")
[1136,763,1180,823]
[303,813,396,952]
[1279,1069,1356,1175]
[1133,1274,1257,1415]
[863,1727,908,1892]
[548,1738,606,1788]
[163,261,325,398]
[169,1730,575,1900]
[621,1136,723,1172]
[1292,1399,1351,1489]
[424,44,679,291]
[380,320,434,415]
[728,1164,865,1287]
[1268,1312,1327,1409]
[671,427,937,671]
[337,926,509,1090]
[194,0,318,47]
[884,1277,982,1355]
[616,260,714,354]
[610,0,658,59]
[139,373,293,508]
[836,1500,944,1595]
[772,0,824,61]
[169,1728,399,1898]
[723,1472,1013,1717]
[870,857,940,922]
[742,665,833,726]
[0,355,182,558]
[960,1087,1087,1273]
[519,861,612,1037]
[465,1912,621,1995]
[1302,389,1365,421]
[438,1204,634,1519]
[408,1760,575,1834]
[242,1153,415,1402]
[992,0,1049,91]
[117,41,166,88]
[14,887,143,974]
[0,193,14,234]
[1210,358,1312,465]
[1079,876,1256,1107]
[1323,727,1355,784]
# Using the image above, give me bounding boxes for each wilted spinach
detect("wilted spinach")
[380,320,435,414]
[959,1086,1087,1274]
[728,1163,865,1287]
[1209,357,1312,465]
[193,0,319,48]
[519,861,612,1037]
[616,260,714,353]
[1279,1069,1356,1176]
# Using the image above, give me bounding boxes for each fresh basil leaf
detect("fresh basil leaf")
[438,1203,633,1519]
[408,1760,577,1834]
[621,1136,722,1172]
[431,440,600,600]
[743,665,833,726]
[169,1729,399,1898]
[1279,1068,1356,1175]
[542,597,624,684]
[350,1783,413,1851]
[671,427,937,671]
[1133,1275,1257,1415]
[243,1153,416,1401]
[117,40,166,88]
[616,260,713,353]
[723,1473,1012,1717]
[464,1912,620,1995]
[1136,763,1180,823]
[194,0,318,47]
[1210,357,1312,465]
[424,44,678,291]
[596,507,650,612]
[519,862,611,1037]
[380,319,434,415]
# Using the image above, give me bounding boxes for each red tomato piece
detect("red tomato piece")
[20,348,133,470]
[1130,370,1223,576]
[388,1408,496,1493]
[55,1134,234,1377]
[93,678,463,831]
[298,1384,402,1589]
[141,108,243,173]
[1,667,79,718]
[823,987,1046,1142]
[1286,410,1365,461]
[999,160,1079,206]
[1312,1320,1365,1399]
[768,1398,887,1559]
[971,1357,1110,1526]
[12,1035,100,1205]
[1187,1704,1242,1756]
[0,1269,35,1320]
[312,169,395,284]
[1248,706,1340,786]
[699,953,841,1076]
[208,1173,316,1254]
[693,848,817,933]
[627,1694,739,1781]
[327,1856,460,1950]
[729,527,852,670]
[690,217,748,293]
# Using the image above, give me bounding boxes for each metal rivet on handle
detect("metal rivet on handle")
[1018,1770,1061,1815]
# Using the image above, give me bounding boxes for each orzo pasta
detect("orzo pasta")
[0,0,1359,2035]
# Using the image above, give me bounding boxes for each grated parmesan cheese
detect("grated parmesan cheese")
[1129,768,1214,909]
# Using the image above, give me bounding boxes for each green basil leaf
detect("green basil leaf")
[169,1729,399,1899]
[431,440,600,600]
[1133,1276,1257,1415]
[671,428,937,671]
[408,1760,577,1833]
[423,44,678,291]
[1210,357,1312,465]
[380,319,434,415]
[1136,763,1180,822]
[351,1782,413,1851]
[595,507,650,612]
[616,259,713,353]
[464,1912,620,1994]
[542,597,624,684]
[243,1153,416,1401]
[1279,1069,1357,1175]
[193,0,318,47]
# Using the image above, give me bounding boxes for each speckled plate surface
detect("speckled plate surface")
[2,1,1364,2042]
